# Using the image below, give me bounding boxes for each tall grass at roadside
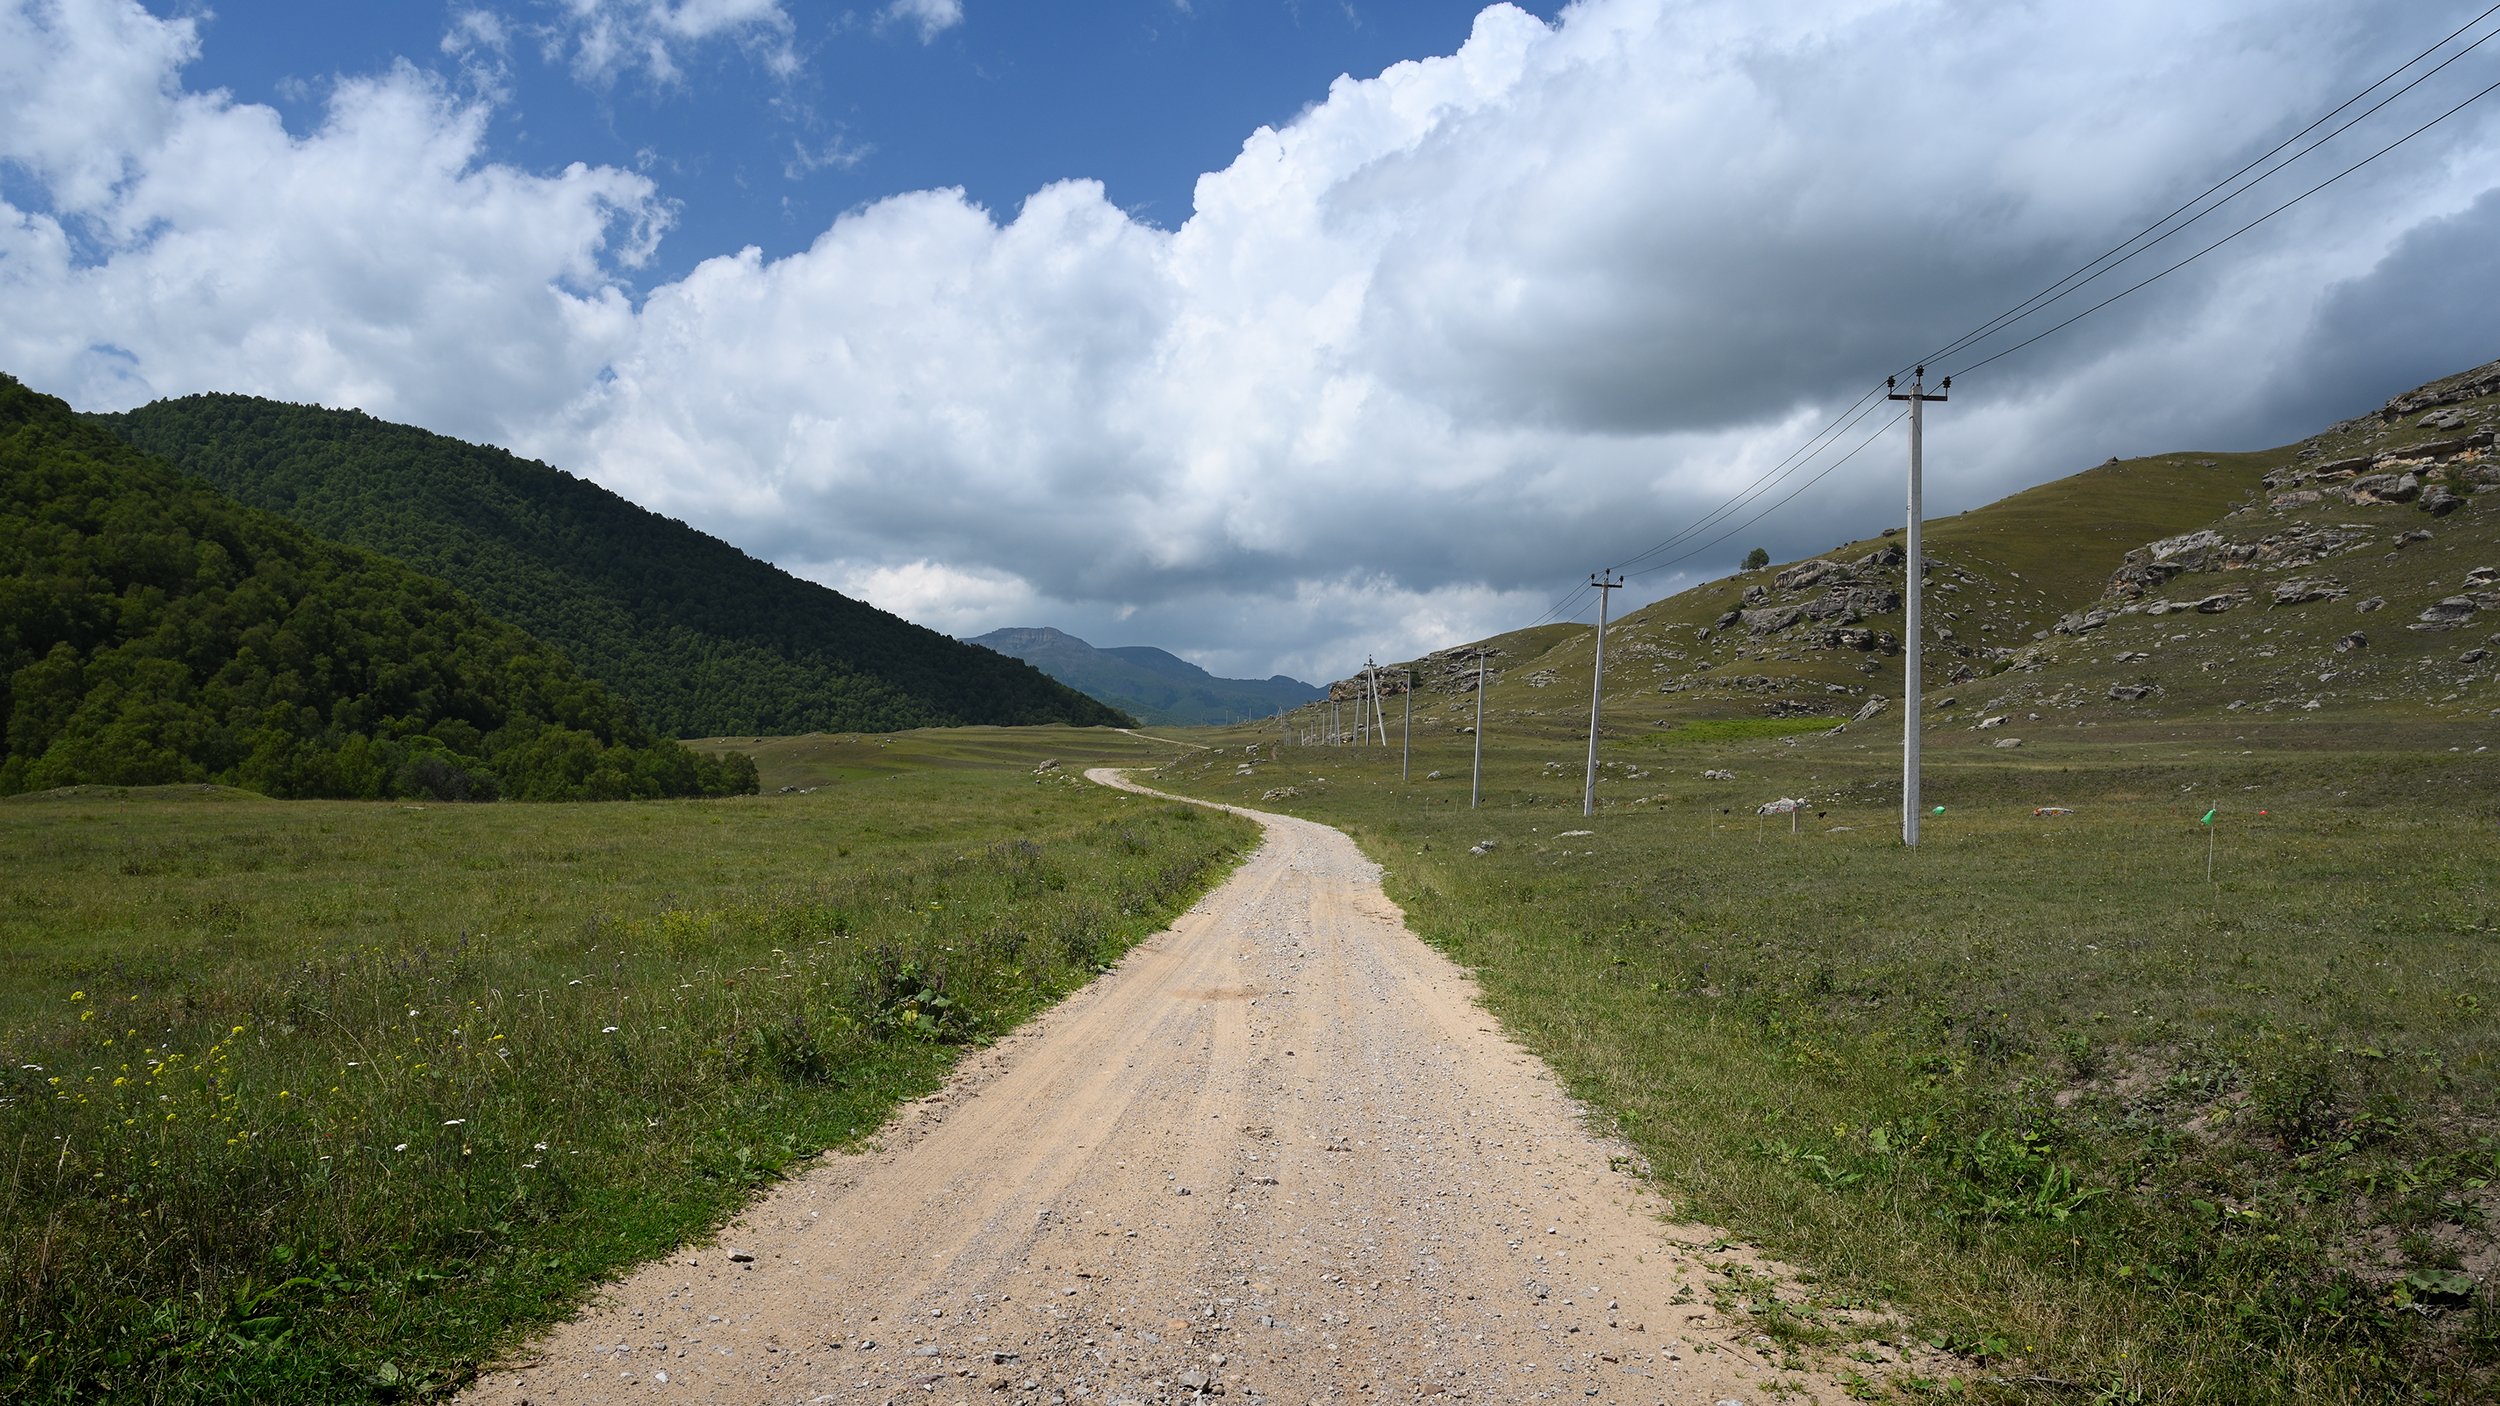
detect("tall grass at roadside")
[1,766,1253,1403]
[1154,724,2500,1403]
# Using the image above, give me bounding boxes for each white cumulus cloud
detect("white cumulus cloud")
[881,0,963,45]
[5,0,2498,683]
[0,2,663,439]
[537,0,798,85]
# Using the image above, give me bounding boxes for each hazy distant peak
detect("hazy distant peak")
[969,627,1322,726]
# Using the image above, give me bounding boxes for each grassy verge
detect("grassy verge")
[1151,719,2500,1403]
[0,729,1254,1403]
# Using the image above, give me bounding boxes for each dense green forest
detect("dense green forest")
[1,375,755,801]
[100,396,1132,736]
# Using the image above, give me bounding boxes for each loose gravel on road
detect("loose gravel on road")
[467,770,1924,1405]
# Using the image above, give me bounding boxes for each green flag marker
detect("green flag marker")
[1932,806,1945,814]
[2200,808,2217,824]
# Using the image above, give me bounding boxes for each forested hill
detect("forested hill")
[0,375,755,800]
[98,396,1132,736]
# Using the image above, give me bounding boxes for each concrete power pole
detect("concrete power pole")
[1887,367,1948,846]
[1582,570,1623,819]
[1400,667,1413,782]
[1360,658,1372,745]
[1470,650,1487,810]
[1366,657,1384,746]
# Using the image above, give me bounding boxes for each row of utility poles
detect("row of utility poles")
[1295,656,1414,779]
[1265,364,1942,842]
[1274,648,1492,807]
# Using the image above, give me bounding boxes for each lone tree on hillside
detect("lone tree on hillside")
[1742,546,1770,571]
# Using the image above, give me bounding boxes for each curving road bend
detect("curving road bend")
[466,770,1909,1406]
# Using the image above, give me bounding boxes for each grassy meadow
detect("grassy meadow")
[1155,713,2500,1403]
[0,726,1251,1403]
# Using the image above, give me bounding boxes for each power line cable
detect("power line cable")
[1926,6,2500,370]
[1950,69,2500,380]
[1586,13,2500,597]
[1623,408,1908,582]
[1613,383,1892,574]
[1525,579,1598,629]
[1615,5,2500,584]
[1513,382,1904,622]
[1501,4,2500,629]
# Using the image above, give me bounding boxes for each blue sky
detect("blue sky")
[153,1,1556,287]
[7,1,2500,683]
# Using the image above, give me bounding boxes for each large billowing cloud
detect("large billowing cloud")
[0,1,659,434]
[4,0,2496,682]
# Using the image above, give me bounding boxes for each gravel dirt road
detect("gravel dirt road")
[468,771,1914,1405]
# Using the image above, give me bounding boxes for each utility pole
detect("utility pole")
[1470,650,1487,810]
[1365,657,1383,746]
[1400,667,1413,782]
[1582,570,1623,818]
[1359,658,1372,744]
[1887,366,1948,847]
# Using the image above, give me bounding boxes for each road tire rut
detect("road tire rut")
[468,770,1910,1405]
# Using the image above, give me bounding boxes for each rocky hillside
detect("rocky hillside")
[1972,361,2499,727]
[1304,356,2500,743]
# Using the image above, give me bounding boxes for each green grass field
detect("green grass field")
[0,726,1253,1403]
[1153,715,2500,1403]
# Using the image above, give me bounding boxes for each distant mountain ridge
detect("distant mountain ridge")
[969,627,1322,726]
[97,396,1131,736]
